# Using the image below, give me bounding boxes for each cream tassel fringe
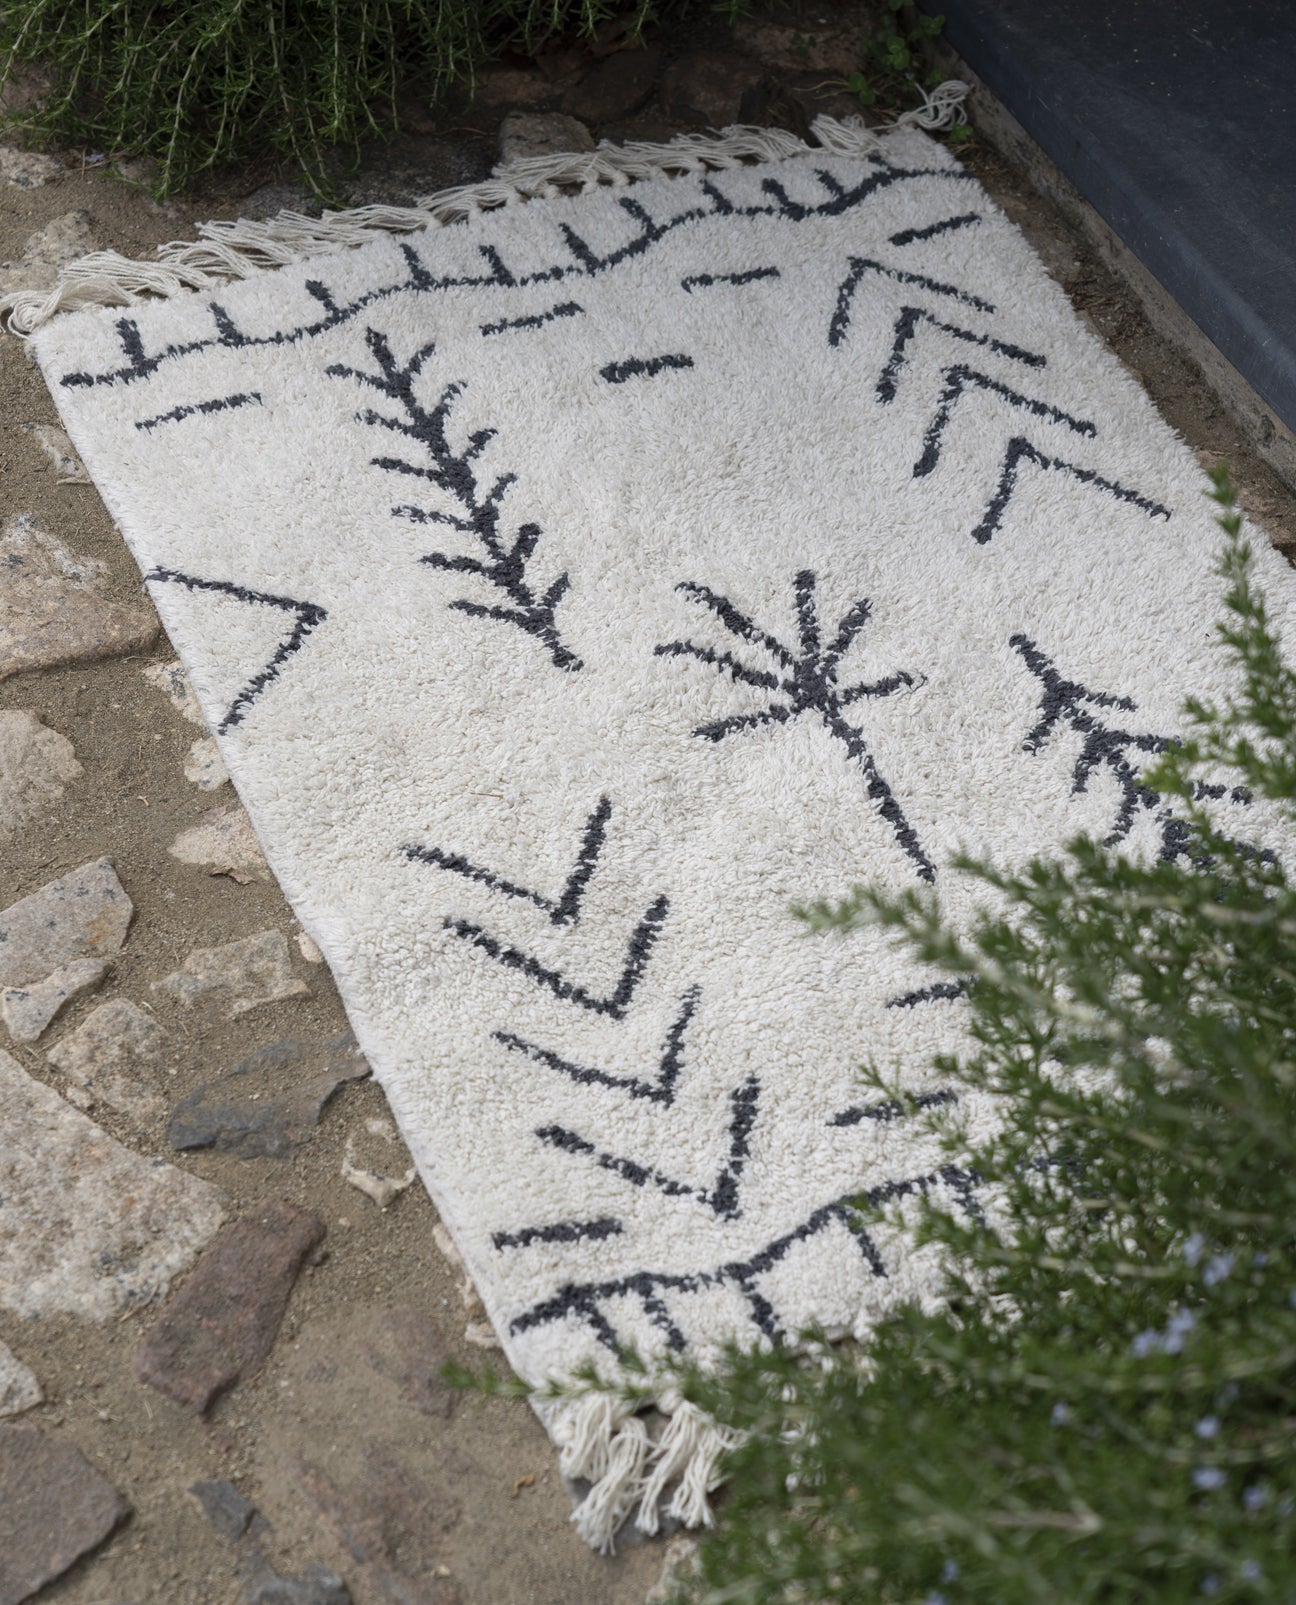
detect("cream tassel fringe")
[551,1392,748,1554]
[0,83,967,337]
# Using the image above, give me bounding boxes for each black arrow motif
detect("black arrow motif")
[494,984,701,1102]
[971,437,1172,545]
[143,568,327,733]
[535,1071,760,1222]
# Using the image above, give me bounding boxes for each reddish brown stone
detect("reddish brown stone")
[0,1425,128,1605]
[135,1200,324,1412]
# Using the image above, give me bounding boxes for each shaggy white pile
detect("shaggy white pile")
[22,119,1295,1547]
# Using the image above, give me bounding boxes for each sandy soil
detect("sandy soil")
[2,4,1294,1602]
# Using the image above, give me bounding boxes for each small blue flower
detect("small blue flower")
[1240,1560,1262,1582]
[923,1594,948,1605]
[1200,1573,1220,1596]
[942,1561,960,1583]
[1194,1416,1220,1439]
[1253,1251,1269,1268]
[1168,1307,1197,1338]
[1183,1232,1207,1266]
[1243,1484,1267,1512]
[1051,1402,1069,1426]
[1204,1253,1235,1287]
[1193,1467,1227,1492]
[1131,1330,1161,1357]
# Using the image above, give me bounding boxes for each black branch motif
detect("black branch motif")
[143,568,326,733]
[536,1071,760,1223]
[327,326,581,671]
[972,436,1172,545]
[510,1164,983,1352]
[1011,634,1254,858]
[829,1088,958,1128]
[656,570,935,882]
[494,984,701,1103]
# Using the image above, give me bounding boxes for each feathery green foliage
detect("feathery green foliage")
[0,1,732,197]
[661,469,1295,1602]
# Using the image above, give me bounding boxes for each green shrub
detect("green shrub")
[0,1,724,197]
[667,470,1296,1601]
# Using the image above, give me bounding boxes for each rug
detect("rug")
[10,114,1295,1548]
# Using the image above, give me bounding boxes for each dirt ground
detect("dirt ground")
[2,4,1294,1603]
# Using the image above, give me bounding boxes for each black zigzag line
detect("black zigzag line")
[444,894,670,1020]
[876,307,1044,404]
[537,1072,759,1221]
[914,365,1095,479]
[887,980,970,1008]
[972,436,1173,545]
[492,1216,623,1251]
[480,301,584,336]
[829,255,995,348]
[135,391,262,431]
[143,569,326,733]
[61,159,975,390]
[405,796,611,927]
[681,267,781,291]
[829,1088,958,1128]
[509,1165,982,1351]
[494,984,701,1103]
[888,210,983,246]
[600,353,694,384]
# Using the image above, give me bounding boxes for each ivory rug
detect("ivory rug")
[11,116,1292,1547]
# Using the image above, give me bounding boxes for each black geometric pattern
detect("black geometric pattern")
[494,984,701,1103]
[829,1088,958,1128]
[410,795,673,1020]
[508,1163,984,1352]
[875,306,1044,404]
[912,365,1096,480]
[143,568,326,733]
[135,390,262,432]
[971,437,1171,545]
[60,155,975,393]
[888,210,983,247]
[328,326,581,672]
[829,254,996,347]
[1011,634,1254,858]
[536,1069,759,1222]
[656,571,935,882]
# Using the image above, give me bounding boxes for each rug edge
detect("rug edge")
[0,86,967,338]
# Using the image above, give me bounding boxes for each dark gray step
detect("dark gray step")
[923,0,1296,432]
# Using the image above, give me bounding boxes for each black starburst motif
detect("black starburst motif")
[655,570,935,881]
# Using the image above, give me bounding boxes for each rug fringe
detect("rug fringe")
[0,83,967,337]
[553,1392,745,1553]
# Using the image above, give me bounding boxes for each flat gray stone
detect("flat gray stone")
[0,1047,226,1320]
[20,422,89,482]
[0,857,132,989]
[0,1425,128,1605]
[170,802,270,883]
[0,514,159,680]
[153,930,309,1019]
[0,709,81,840]
[190,1478,259,1539]
[47,999,167,1120]
[1,956,108,1044]
[497,111,594,165]
[168,1033,368,1159]
[0,1342,42,1419]
[0,144,64,190]
[0,209,96,297]
[245,1564,352,1605]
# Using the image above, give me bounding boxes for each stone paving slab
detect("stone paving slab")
[0,1047,226,1319]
